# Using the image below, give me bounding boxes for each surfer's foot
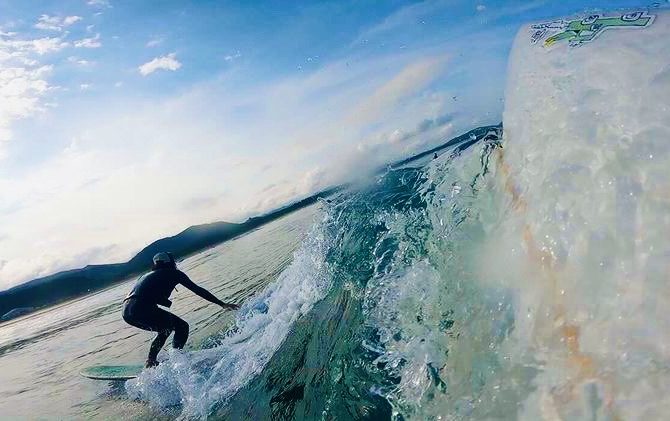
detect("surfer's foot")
[145,358,159,368]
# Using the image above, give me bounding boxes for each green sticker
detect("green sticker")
[530,11,655,48]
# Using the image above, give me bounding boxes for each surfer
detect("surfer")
[122,252,239,367]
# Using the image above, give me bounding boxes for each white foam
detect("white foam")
[364,262,449,403]
[125,222,332,418]
[362,145,520,417]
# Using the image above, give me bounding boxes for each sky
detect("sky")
[0,0,655,289]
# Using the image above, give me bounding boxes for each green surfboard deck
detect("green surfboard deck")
[80,364,144,380]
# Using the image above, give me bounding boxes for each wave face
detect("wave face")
[219,131,524,420]
[127,123,669,419]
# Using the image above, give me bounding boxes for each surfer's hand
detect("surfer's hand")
[221,302,239,311]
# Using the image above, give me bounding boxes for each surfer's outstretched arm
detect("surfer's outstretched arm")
[178,272,239,310]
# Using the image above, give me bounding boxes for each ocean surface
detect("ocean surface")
[1,129,668,419]
[0,206,318,419]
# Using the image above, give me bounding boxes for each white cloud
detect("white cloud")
[146,37,163,48]
[224,51,241,61]
[138,52,181,76]
[0,65,53,142]
[114,81,123,87]
[35,14,82,31]
[348,56,446,126]
[79,83,91,90]
[87,0,111,7]
[74,34,101,48]
[1,36,69,55]
[0,117,247,285]
[0,31,61,147]
[476,4,486,12]
[86,24,95,33]
[63,16,82,26]
[33,37,69,54]
[67,56,93,66]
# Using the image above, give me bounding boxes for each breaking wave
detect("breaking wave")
[128,123,670,420]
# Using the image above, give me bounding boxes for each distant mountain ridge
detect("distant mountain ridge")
[0,188,338,317]
[0,124,500,319]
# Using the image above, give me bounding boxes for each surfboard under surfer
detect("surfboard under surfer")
[122,252,239,367]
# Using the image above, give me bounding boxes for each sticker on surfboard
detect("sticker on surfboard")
[530,11,655,48]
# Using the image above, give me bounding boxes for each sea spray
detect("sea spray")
[356,137,531,419]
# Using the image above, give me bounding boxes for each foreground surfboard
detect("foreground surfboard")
[80,365,144,380]
[494,7,669,420]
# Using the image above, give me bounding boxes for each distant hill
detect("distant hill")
[0,187,338,318]
[0,124,500,320]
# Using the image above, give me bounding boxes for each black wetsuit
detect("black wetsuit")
[122,268,192,363]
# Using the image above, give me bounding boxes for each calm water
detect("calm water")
[0,206,319,419]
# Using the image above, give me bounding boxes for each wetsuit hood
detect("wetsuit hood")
[152,252,176,270]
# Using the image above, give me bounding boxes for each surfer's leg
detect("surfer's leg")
[169,313,189,349]
[124,301,177,366]
[124,303,189,365]
[147,329,171,366]
[150,307,189,350]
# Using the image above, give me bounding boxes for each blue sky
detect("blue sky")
[0,0,656,288]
